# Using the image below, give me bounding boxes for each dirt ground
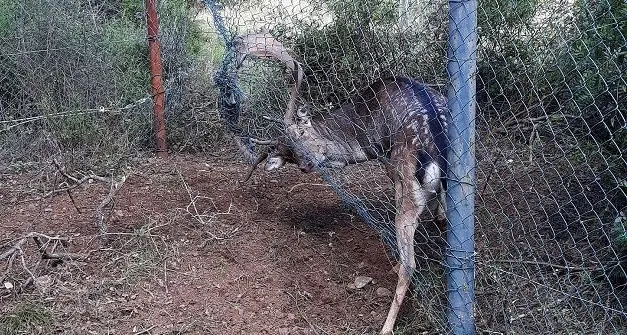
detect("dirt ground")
[0,153,406,335]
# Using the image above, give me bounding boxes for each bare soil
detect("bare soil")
[0,153,403,334]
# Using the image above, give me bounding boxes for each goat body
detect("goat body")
[273,77,448,190]
[235,34,448,335]
[269,77,449,334]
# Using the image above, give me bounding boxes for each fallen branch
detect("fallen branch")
[20,160,116,203]
[96,175,127,243]
[177,169,239,244]
[494,113,582,134]
[18,247,37,285]
[492,258,600,272]
[0,238,27,260]
[32,236,89,261]
[1,232,88,287]
[1,232,87,262]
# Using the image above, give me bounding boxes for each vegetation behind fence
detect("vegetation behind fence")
[0,0,624,333]
[208,0,626,333]
[0,0,219,172]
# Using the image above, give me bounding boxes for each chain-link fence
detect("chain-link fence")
[1,0,623,333]
[0,0,211,171]
[205,0,626,333]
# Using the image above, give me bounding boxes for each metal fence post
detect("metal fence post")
[446,0,478,334]
[146,0,168,157]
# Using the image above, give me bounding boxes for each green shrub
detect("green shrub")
[0,302,52,335]
[103,17,149,105]
[0,0,218,170]
[0,0,18,38]
[559,0,626,150]
[268,0,447,109]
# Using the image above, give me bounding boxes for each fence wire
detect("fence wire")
[0,0,194,169]
[206,0,626,333]
[0,0,623,333]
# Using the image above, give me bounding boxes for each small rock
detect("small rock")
[354,276,373,289]
[34,275,53,292]
[347,283,356,290]
[278,327,290,335]
[301,290,312,299]
[3,282,13,290]
[376,287,392,297]
[287,313,296,320]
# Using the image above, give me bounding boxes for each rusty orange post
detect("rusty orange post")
[146,0,168,157]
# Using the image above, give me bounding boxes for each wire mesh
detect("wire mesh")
[0,0,623,332]
[0,0,193,169]
[205,0,626,333]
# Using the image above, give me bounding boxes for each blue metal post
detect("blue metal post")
[446,0,478,334]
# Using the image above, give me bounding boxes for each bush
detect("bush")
[0,0,211,171]
[558,0,626,151]
[264,0,448,110]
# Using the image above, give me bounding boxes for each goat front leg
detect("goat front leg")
[381,179,426,335]
[435,188,447,232]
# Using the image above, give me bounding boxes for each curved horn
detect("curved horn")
[235,33,298,70]
[234,33,304,128]
[242,150,269,182]
[249,138,278,145]
[284,61,303,127]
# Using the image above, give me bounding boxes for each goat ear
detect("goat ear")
[296,105,312,127]
[265,155,286,171]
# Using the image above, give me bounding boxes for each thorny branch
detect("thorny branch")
[176,169,239,245]
[96,174,127,244]
[21,159,119,203]
[1,232,88,291]
[0,232,87,263]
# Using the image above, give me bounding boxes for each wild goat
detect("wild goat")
[235,33,448,335]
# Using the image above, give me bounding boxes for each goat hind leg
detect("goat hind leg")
[380,181,426,335]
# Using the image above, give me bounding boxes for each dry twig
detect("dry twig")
[133,325,158,335]
[32,235,88,261]
[96,174,127,243]
[177,169,239,244]
[1,232,88,289]
[1,232,87,262]
[21,160,116,203]
[494,113,582,134]
[0,238,27,260]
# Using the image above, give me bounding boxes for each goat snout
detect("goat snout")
[298,160,315,173]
